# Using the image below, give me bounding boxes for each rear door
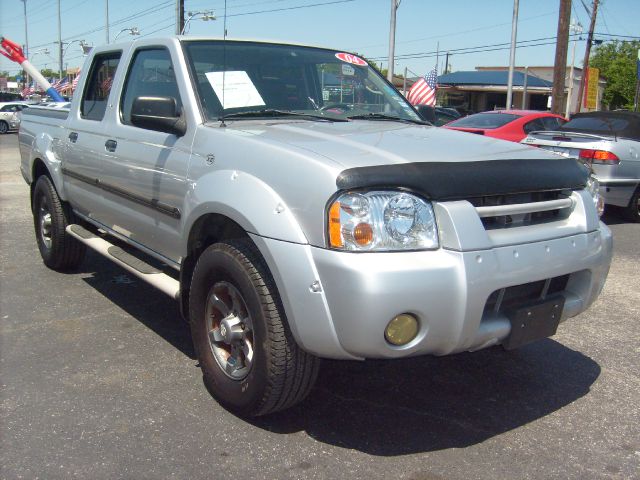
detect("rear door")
[63,51,123,221]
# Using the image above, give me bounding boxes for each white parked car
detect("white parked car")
[0,102,30,134]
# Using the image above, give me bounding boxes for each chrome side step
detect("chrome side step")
[67,224,180,300]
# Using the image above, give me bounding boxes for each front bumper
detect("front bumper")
[253,222,612,360]
[313,224,611,358]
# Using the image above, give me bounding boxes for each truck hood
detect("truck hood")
[222,119,559,169]
[214,119,589,200]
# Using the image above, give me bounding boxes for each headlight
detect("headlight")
[586,175,604,217]
[328,191,439,251]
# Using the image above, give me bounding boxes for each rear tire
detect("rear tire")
[32,175,86,270]
[189,239,319,416]
[625,187,640,223]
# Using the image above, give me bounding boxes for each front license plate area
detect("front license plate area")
[502,295,565,350]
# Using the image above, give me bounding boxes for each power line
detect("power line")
[368,34,582,61]
[136,0,358,38]
[226,0,356,17]
[356,10,557,51]
[25,0,174,49]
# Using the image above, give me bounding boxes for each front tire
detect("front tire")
[189,240,319,416]
[0,121,8,135]
[32,175,86,270]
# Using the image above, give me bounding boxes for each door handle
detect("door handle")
[105,139,117,152]
[68,132,78,143]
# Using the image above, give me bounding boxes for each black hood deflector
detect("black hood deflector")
[336,158,589,200]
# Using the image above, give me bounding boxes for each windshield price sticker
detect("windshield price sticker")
[335,53,367,66]
[205,70,265,109]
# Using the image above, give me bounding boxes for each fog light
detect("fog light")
[385,314,419,346]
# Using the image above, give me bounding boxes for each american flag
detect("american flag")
[72,71,81,91]
[407,68,438,106]
[53,77,69,93]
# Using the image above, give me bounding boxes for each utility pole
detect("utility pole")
[105,0,110,43]
[20,0,29,88]
[57,0,63,81]
[576,0,599,111]
[387,0,400,83]
[551,0,571,114]
[505,0,519,110]
[444,51,450,74]
[176,0,185,35]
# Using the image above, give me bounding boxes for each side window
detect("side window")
[523,118,545,134]
[120,48,182,126]
[81,52,121,121]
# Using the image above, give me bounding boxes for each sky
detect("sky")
[1,0,638,79]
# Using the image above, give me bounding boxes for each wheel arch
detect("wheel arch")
[30,158,54,211]
[179,213,256,322]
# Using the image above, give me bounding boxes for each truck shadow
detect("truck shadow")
[252,339,600,455]
[79,251,195,359]
[78,252,600,456]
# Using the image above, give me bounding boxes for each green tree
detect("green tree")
[0,71,19,81]
[40,68,58,79]
[590,40,639,110]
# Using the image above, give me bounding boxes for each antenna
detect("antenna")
[220,0,228,127]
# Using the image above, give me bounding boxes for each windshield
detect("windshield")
[447,112,521,129]
[183,40,421,122]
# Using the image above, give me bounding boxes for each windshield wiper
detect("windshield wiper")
[219,109,347,122]
[346,113,429,125]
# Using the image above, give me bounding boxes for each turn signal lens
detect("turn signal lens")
[329,201,343,248]
[353,222,374,246]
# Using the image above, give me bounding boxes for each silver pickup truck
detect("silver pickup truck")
[19,36,612,416]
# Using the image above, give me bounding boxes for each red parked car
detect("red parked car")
[443,110,567,142]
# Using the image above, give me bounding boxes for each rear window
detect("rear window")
[446,113,521,129]
[561,116,629,133]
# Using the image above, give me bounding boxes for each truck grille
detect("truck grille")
[467,190,574,229]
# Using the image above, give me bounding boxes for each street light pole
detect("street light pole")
[57,0,63,81]
[566,21,583,117]
[505,0,519,110]
[114,28,140,42]
[181,11,216,35]
[105,0,110,43]
[20,0,29,88]
[387,0,400,83]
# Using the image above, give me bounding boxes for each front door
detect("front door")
[95,46,193,263]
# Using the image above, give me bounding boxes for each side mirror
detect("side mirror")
[131,96,187,137]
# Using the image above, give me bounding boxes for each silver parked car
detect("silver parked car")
[0,102,29,134]
[522,111,640,222]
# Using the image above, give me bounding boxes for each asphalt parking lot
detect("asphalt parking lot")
[1,132,638,480]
